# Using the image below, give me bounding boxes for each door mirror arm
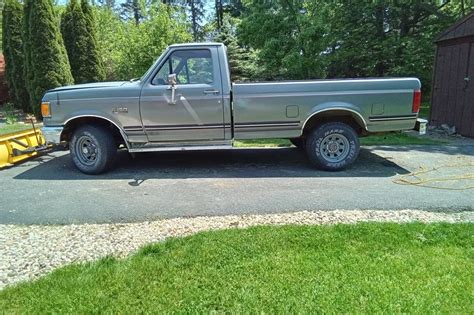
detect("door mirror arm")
[168,74,177,105]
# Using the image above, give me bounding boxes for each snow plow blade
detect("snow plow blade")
[0,128,49,169]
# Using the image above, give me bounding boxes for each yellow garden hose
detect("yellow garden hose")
[393,164,474,190]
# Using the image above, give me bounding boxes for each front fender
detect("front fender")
[63,110,123,130]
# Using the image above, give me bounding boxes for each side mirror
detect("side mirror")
[168,73,177,105]
[168,73,177,86]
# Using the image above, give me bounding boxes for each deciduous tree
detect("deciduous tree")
[239,0,328,80]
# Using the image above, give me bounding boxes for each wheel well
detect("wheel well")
[61,117,126,146]
[302,110,367,137]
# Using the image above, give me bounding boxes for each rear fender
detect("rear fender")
[302,102,368,132]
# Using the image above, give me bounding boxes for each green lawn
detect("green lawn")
[234,138,292,147]
[1,223,472,313]
[359,132,443,145]
[0,123,33,136]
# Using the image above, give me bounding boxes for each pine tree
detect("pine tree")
[97,0,116,9]
[81,0,106,82]
[2,0,29,111]
[23,0,73,116]
[120,0,145,25]
[61,0,83,83]
[0,0,3,53]
[187,0,204,41]
[214,16,257,81]
[61,0,105,84]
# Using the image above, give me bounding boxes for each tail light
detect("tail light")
[412,89,421,113]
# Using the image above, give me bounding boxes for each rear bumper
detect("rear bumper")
[41,126,63,144]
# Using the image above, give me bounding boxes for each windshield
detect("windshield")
[139,48,169,82]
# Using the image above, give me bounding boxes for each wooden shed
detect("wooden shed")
[430,12,474,137]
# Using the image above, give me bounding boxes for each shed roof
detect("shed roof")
[436,12,474,42]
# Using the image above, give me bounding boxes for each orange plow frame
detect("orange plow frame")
[0,128,48,168]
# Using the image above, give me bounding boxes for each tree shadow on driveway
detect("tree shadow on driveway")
[13,147,410,181]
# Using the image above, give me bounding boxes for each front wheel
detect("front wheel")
[70,125,117,174]
[305,122,360,171]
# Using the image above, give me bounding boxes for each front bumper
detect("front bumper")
[41,126,63,144]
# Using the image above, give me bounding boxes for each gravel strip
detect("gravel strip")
[1,210,472,290]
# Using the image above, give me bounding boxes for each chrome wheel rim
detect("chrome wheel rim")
[319,133,350,163]
[75,135,98,166]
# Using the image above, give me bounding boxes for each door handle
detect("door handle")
[203,89,220,95]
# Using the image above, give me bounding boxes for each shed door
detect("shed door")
[459,42,474,137]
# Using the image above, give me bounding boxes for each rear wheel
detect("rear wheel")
[70,125,117,174]
[305,122,360,171]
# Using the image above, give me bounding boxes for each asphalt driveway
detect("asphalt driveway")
[0,145,473,224]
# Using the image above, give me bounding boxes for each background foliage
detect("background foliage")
[23,0,74,115]
[1,0,472,114]
[2,0,29,111]
[61,0,106,83]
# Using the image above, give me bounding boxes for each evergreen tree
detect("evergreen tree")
[214,15,257,81]
[61,0,105,84]
[97,0,116,9]
[0,0,3,53]
[120,0,146,25]
[61,0,83,83]
[2,0,29,111]
[81,0,106,82]
[23,0,73,116]
[187,0,204,41]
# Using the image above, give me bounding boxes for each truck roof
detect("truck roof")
[168,42,224,48]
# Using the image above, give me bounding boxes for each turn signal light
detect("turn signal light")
[412,90,421,113]
[41,102,51,118]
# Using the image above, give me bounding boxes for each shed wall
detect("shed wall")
[431,39,474,137]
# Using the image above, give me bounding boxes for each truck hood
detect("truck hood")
[49,81,129,92]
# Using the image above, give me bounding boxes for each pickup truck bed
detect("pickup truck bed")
[41,42,423,174]
[233,78,419,140]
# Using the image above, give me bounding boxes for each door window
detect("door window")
[152,49,213,85]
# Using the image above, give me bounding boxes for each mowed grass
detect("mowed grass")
[234,138,292,147]
[359,132,443,145]
[0,123,33,136]
[1,223,472,313]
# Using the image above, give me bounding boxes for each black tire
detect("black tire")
[305,122,360,171]
[70,125,117,174]
[290,137,305,149]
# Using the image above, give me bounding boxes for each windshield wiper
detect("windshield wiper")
[129,78,140,82]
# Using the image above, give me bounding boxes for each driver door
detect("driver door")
[139,48,224,142]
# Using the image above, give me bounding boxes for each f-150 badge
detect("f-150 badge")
[112,107,128,114]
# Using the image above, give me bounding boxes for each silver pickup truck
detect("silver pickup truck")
[41,42,423,174]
